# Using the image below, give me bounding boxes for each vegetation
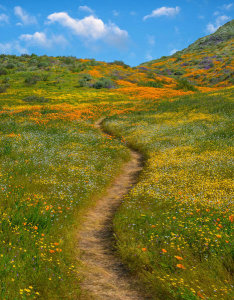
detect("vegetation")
[103,88,234,300]
[0,20,233,300]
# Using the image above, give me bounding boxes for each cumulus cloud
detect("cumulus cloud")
[206,15,230,33]
[0,13,9,23]
[47,12,128,48]
[143,6,180,21]
[79,5,94,14]
[19,31,67,48]
[14,6,37,25]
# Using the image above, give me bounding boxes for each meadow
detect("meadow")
[104,88,234,300]
[0,53,233,299]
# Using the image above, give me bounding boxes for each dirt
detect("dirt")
[77,118,147,300]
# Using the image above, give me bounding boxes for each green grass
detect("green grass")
[0,110,130,299]
[103,88,234,300]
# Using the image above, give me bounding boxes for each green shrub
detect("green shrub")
[22,95,49,103]
[25,75,40,85]
[92,77,114,89]
[2,77,10,84]
[0,84,8,93]
[77,74,92,87]
[175,78,198,91]
[6,63,15,69]
[0,68,7,76]
[138,80,163,88]
[109,60,130,68]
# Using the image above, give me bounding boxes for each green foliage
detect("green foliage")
[109,60,130,68]
[0,84,8,93]
[24,74,40,85]
[22,95,50,103]
[92,77,114,89]
[77,74,92,87]
[0,68,8,76]
[138,80,163,88]
[175,78,198,91]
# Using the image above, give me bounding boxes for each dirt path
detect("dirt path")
[77,118,145,300]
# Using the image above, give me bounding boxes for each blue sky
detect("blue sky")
[0,0,233,65]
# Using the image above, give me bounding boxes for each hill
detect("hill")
[141,20,234,87]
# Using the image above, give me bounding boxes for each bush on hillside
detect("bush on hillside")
[0,84,8,93]
[25,75,41,85]
[22,95,49,103]
[138,80,163,88]
[109,60,130,68]
[175,78,198,91]
[92,77,114,89]
[0,68,8,76]
[77,74,92,87]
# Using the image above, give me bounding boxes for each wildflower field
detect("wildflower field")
[0,46,233,300]
[104,88,234,299]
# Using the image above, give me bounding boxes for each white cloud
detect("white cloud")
[206,15,230,33]
[170,49,178,55]
[222,3,233,10]
[78,5,94,14]
[0,13,9,23]
[47,12,128,48]
[14,6,37,25]
[19,31,67,48]
[143,6,180,21]
[113,10,119,17]
[0,41,28,54]
[145,52,153,60]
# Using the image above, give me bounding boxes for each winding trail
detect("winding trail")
[77,118,145,300]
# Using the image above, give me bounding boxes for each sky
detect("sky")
[0,0,233,66]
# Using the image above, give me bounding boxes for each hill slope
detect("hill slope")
[141,20,234,87]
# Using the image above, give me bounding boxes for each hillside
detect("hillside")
[141,20,234,87]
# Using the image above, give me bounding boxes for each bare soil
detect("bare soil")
[77,119,146,299]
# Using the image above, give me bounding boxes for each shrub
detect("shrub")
[92,77,114,89]
[138,80,163,88]
[0,84,8,93]
[2,77,10,84]
[22,95,49,103]
[0,68,7,76]
[40,74,49,81]
[175,78,198,91]
[6,63,15,69]
[109,60,130,68]
[77,74,92,87]
[25,75,40,85]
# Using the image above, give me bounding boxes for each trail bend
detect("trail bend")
[77,118,146,300]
